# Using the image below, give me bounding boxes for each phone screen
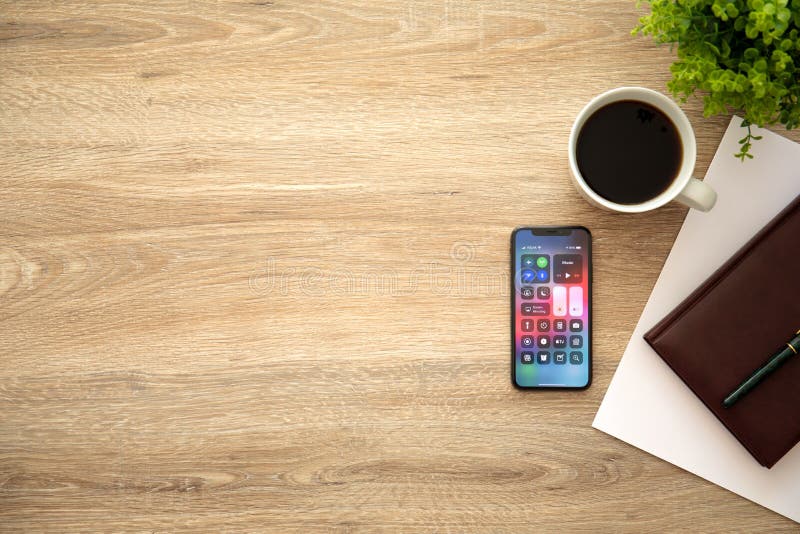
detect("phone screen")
[511,227,591,389]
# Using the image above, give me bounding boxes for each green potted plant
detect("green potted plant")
[634,0,800,159]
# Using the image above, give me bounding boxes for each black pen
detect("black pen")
[723,329,800,408]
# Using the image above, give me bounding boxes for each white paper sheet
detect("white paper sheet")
[593,116,800,523]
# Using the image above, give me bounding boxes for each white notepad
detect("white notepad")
[593,116,800,523]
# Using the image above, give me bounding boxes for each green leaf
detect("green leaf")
[631,0,800,159]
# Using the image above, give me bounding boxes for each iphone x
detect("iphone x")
[511,227,592,389]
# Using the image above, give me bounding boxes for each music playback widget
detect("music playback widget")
[553,254,582,284]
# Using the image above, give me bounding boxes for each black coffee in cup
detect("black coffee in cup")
[575,100,682,205]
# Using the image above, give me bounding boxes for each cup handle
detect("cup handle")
[675,177,717,212]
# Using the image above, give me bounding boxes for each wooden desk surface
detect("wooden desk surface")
[1,1,797,531]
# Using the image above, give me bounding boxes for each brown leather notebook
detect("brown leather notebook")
[644,193,800,468]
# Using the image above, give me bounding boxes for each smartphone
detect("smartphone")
[511,227,592,389]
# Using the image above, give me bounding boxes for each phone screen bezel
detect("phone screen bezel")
[510,226,593,390]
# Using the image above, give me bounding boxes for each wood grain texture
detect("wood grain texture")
[1,1,798,531]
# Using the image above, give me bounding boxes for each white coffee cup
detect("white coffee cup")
[568,87,716,213]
